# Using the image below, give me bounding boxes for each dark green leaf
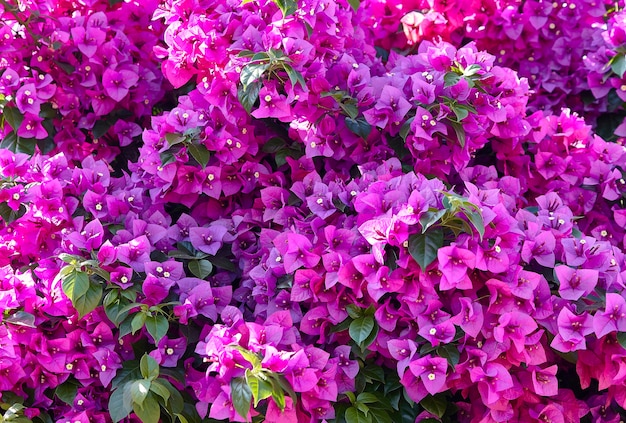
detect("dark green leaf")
[357,393,379,404]
[93,118,117,139]
[272,0,298,16]
[0,131,18,152]
[165,133,185,146]
[145,314,168,344]
[262,137,287,153]
[54,60,76,74]
[160,378,184,414]
[0,202,26,223]
[399,117,414,141]
[340,103,360,120]
[3,106,24,130]
[55,381,77,405]
[230,377,252,420]
[109,385,133,423]
[617,332,626,349]
[443,72,461,87]
[133,392,160,423]
[408,229,444,271]
[240,63,269,89]
[238,81,262,114]
[16,137,36,155]
[345,117,372,139]
[448,120,466,147]
[369,407,393,423]
[349,315,375,344]
[188,259,213,279]
[420,395,446,418]
[187,143,210,168]
[140,353,160,380]
[237,49,256,58]
[359,321,379,352]
[436,344,460,367]
[611,53,626,78]
[160,151,176,166]
[361,365,385,383]
[345,407,371,423]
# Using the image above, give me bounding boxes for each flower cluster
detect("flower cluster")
[0,0,626,423]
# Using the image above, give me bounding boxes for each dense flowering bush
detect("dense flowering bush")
[1,0,626,422]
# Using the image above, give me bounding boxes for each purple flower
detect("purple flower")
[408,356,448,395]
[555,265,598,300]
[102,68,139,102]
[593,293,626,338]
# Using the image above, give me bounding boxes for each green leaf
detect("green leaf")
[187,143,210,168]
[160,151,176,166]
[272,0,298,16]
[140,353,160,380]
[436,344,460,367]
[238,81,262,114]
[55,381,77,405]
[408,229,444,271]
[165,133,185,146]
[262,137,286,153]
[72,281,103,317]
[347,0,360,11]
[0,131,18,153]
[349,315,375,344]
[369,407,393,423]
[4,311,36,328]
[448,120,466,147]
[154,378,184,414]
[345,407,371,423]
[346,304,363,319]
[133,392,160,423]
[3,107,24,130]
[359,321,379,352]
[149,380,170,402]
[345,117,372,139]
[617,332,626,349]
[419,209,446,233]
[240,63,270,89]
[109,385,133,422]
[420,395,447,418]
[450,104,469,121]
[443,72,461,87]
[93,117,117,139]
[246,371,273,407]
[188,260,213,279]
[399,117,414,141]
[130,379,151,406]
[463,64,482,77]
[145,314,168,344]
[15,137,36,155]
[131,312,147,335]
[357,393,380,404]
[61,270,90,302]
[270,378,286,411]
[340,103,360,120]
[0,202,26,224]
[611,53,626,78]
[234,346,262,370]
[230,377,253,420]
[282,63,306,89]
[463,209,485,240]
